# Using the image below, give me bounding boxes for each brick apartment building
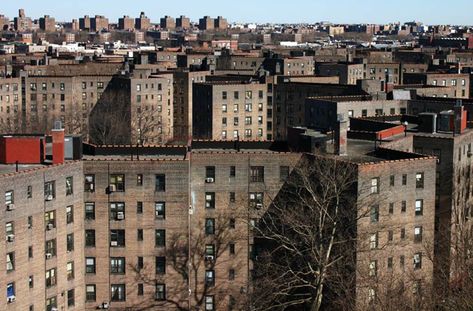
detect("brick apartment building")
[192,81,268,141]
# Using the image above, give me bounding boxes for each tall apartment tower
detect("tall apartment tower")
[160,16,175,30]
[176,15,190,29]
[79,15,91,31]
[118,15,134,30]
[14,9,32,32]
[135,12,150,31]
[214,16,228,30]
[199,16,214,30]
[39,15,56,32]
[90,15,109,32]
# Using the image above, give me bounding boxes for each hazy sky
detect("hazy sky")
[1,0,472,25]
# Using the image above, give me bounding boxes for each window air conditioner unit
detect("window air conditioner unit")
[6,234,14,242]
[7,296,15,303]
[116,212,125,220]
[108,184,117,192]
[99,302,110,309]
[6,204,15,211]
[46,253,53,259]
[110,241,118,247]
[205,255,215,261]
[51,308,58,311]
[255,203,263,209]
[205,177,215,183]
[46,223,54,230]
[45,195,53,201]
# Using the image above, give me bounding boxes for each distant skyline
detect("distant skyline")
[1,0,472,25]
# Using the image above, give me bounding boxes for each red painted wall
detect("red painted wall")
[51,130,65,165]
[377,125,406,140]
[0,137,43,164]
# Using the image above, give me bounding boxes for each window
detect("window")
[229,192,236,203]
[222,91,227,100]
[205,166,216,181]
[5,190,13,205]
[109,174,125,192]
[369,260,377,277]
[401,201,406,213]
[229,243,235,255]
[205,218,215,235]
[85,230,95,247]
[44,211,56,229]
[66,205,74,224]
[388,230,393,242]
[156,284,166,301]
[250,166,264,182]
[222,104,227,113]
[416,173,424,189]
[111,284,126,301]
[110,202,125,220]
[45,239,56,257]
[402,174,407,185]
[156,229,166,247]
[27,185,32,198]
[370,206,379,223]
[389,203,394,214]
[368,288,376,304]
[230,218,236,229]
[110,230,126,247]
[67,233,74,252]
[245,104,252,112]
[155,202,165,219]
[401,228,406,240]
[84,175,95,192]
[7,282,15,303]
[5,222,14,236]
[205,295,215,311]
[400,255,405,268]
[138,284,144,296]
[28,216,33,229]
[206,244,216,259]
[249,192,263,208]
[67,261,74,280]
[415,200,423,216]
[370,178,379,194]
[46,296,57,311]
[6,252,14,271]
[86,284,96,301]
[67,289,75,307]
[234,91,239,99]
[66,176,73,195]
[28,246,33,258]
[155,174,166,192]
[414,226,423,243]
[137,174,143,186]
[46,268,57,287]
[390,175,395,186]
[86,257,96,274]
[85,203,95,220]
[156,257,166,274]
[110,257,126,274]
[205,193,215,209]
[44,181,55,200]
[388,257,393,269]
[137,257,144,270]
[230,166,236,177]
[136,202,143,214]
[370,233,378,249]
[280,166,289,181]
[205,270,215,286]
[414,253,422,269]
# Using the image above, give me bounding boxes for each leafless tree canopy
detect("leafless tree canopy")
[251,155,359,311]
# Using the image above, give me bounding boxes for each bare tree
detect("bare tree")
[250,155,361,311]
[130,211,246,310]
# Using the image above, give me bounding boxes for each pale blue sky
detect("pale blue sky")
[1,0,472,25]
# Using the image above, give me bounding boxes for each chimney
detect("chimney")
[51,122,65,164]
[334,114,348,156]
[454,100,466,135]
